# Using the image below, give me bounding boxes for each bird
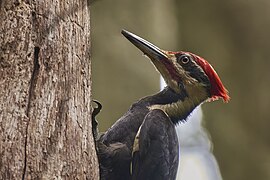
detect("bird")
[94,30,230,180]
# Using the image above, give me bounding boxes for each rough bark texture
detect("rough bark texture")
[0,0,99,179]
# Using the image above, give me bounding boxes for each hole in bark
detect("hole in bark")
[14,0,20,6]
[34,47,40,70]
[31,11,36,18]
[31,11,37,23]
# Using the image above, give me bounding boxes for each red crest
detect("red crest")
[189,52,230,102]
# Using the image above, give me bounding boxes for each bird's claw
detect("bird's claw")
[92,100,102,142]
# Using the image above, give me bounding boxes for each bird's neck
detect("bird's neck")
[140,86,208,124]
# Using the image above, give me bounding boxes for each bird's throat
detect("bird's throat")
[148,98,199,123]
[146,86,208,124]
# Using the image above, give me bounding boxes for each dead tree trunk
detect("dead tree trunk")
[0,0,99,179]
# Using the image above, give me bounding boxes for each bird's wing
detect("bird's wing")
[131,109,179,180]
[98,140,131,180]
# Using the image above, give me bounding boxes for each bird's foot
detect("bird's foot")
[92,100,102,142]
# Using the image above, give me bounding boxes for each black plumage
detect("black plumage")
[131,109,179,180]
[97,87,194,180]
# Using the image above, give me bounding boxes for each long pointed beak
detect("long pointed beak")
[121,29,181,93]
[121,30,168,60]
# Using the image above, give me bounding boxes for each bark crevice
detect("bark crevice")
[22,46,40,180]
[26,46,40,116]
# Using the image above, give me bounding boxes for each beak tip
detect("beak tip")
[121,29,129,37]
[121,29,167,60]
[121,29,137,45]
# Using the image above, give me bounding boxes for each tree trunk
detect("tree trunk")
[0,0,99,179]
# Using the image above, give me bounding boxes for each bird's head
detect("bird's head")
[122,30,230,103]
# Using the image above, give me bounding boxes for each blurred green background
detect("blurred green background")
[91,0,270,179]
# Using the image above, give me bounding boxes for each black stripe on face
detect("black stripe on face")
[175,53,211,88]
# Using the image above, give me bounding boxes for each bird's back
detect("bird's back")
[97,101,151,180]
[101,101,150,150]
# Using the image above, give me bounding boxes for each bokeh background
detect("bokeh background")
[91,0,270,180]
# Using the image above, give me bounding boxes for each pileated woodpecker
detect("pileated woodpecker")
[94,30,229,180]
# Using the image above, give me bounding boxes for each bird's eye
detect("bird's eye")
[179,56,190,64]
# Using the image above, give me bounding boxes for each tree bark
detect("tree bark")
[0,0,99,179]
